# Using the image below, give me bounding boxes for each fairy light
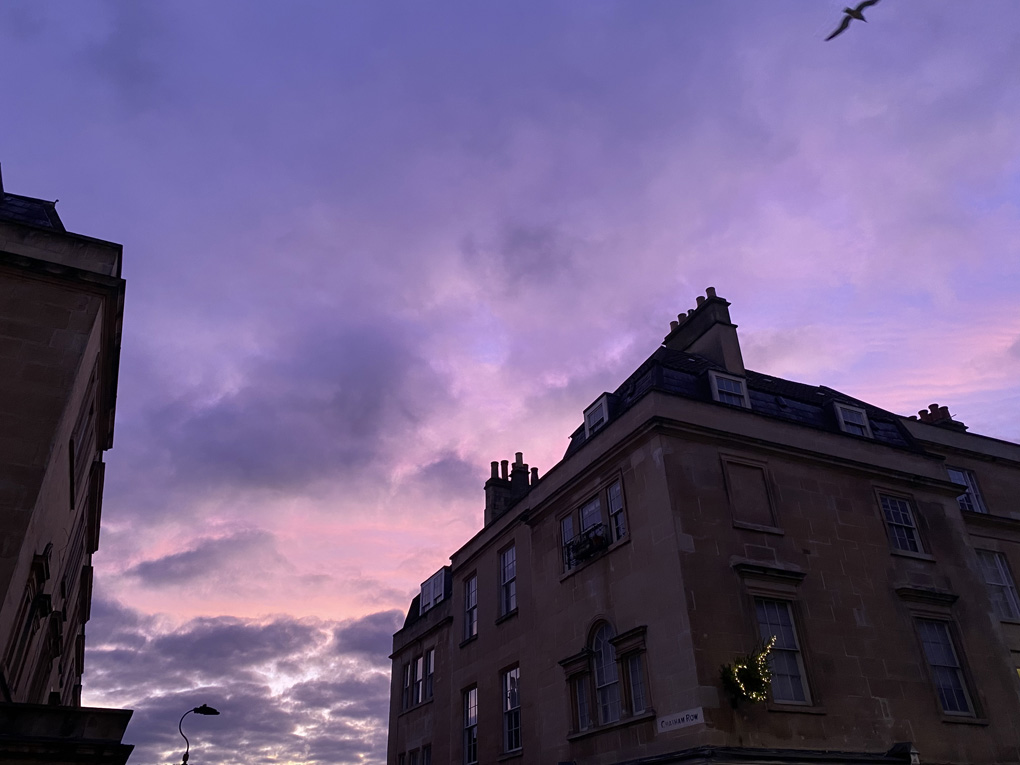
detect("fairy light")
[722,635,777,703]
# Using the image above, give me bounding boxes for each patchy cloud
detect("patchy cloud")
[5,2,1020,763]
[85,598,393,765]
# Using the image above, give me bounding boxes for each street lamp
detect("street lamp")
[178,704,220,764]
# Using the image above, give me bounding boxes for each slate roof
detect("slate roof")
[0,193,64,231]
[564,346,918,458]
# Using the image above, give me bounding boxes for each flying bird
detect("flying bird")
[825,0,881,41]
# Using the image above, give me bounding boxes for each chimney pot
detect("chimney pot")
[670,320,679,331]
[706,286,717,298]
[687,309,695,317]
[696,295,705,306]
[515,452,523,465]
[929,403,939,413]
[500,460,509,480]
[490,461,499,480]
[530,467,539,484]
[938,406,951,419]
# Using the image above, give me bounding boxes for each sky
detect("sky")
[3,1,1020,762]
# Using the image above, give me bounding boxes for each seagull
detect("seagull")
[825,0,881,41]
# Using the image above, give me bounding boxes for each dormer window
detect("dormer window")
[419,569,447,615]
[835,404,872,438]
[584,394,610,438]
[709,371,750,408]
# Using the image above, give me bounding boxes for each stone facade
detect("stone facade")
[0,172,131,763]
[388,289,1020,765]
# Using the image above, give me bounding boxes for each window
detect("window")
[409,750,419,765]
[917,619,973,715]
[561,480,627,570]
[709,371,749,408]
[584,394,610,438]
[398,754,405,765]
[724,460,777,528]
[627,654,648,714]
[563,623,649,732]
[977,550,1020,620]
[413,654,425,704]
[420,569,446,615]
[464,575,478,640]
[403,649,434,709]
[754,598,810,704]
[499,546,517,616]
[424,649,434,700]
[421,745,431,765]
[592,625,621,724]
[502,667,521,752]
[401,662,411,710]
[573,674,592,731]
[879,494,922,553]
[947,467,986,513]
[835,404,872,438]
[463,687,478,765]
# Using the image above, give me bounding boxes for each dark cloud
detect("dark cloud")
[409,452,481,500]
[126,530,281,585]
[141,318,452,495]
[85,600,396,765]
[333,610,403,658]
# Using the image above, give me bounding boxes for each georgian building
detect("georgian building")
[0,169,132,763]
[388,288,1020,765]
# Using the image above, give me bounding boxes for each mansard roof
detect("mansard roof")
[564,345,918,458]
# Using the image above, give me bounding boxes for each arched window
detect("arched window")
[563,622,649,733]
[592,624,621,724]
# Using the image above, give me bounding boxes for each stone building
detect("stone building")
[388,288,1020,765]
[0,170,132,762]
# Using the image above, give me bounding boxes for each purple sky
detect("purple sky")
[4,1,1020,762]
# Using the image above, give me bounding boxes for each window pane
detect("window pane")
[977,550,1020,620]
[754,598,809,704]
[880,495,921,553]
[500,547,517,614]
[561,516,575,569]
[463,688,478,765]
[464,576,478,638]
[917,620,972,715]
[503,668,521,751]
[608,481,627,540]
[716,376,746,406]
[592,625,621,723]
[574,674,591,730]
[580,497,602,531]
[628,654,648,714]
[947,467,985,513]
[839,406,869,436]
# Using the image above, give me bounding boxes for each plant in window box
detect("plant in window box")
[570,524,609,562]
[720,636,776,706]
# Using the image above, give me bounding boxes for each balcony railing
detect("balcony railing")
[564,523,610,569]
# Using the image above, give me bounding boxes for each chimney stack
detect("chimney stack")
[485,451,539,525]
[662,287,745,374]
[916,403,967,431]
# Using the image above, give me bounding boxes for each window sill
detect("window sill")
[460,634,478,648]
[495,608,518,626]
[767,702,826,715]
[890,549,935,563]
[397,698,433,718]
[498,749,523,761]
[941,715,988,726]
[566,710,656,741]
[733,520,785,536]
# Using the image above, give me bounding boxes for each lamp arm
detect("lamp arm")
[179,709,192,764]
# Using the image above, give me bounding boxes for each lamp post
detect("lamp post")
[178,704,219,764]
